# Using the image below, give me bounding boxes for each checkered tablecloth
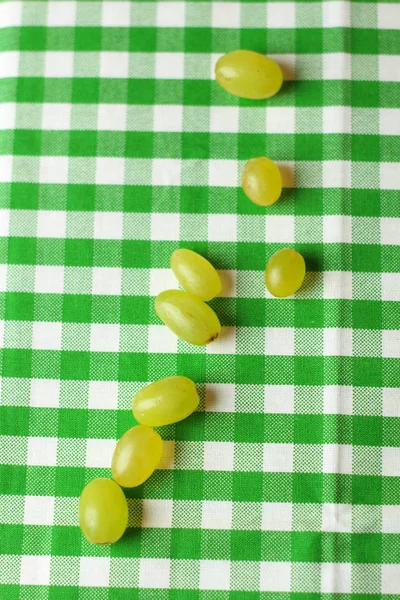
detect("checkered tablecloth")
[1,0,400,597]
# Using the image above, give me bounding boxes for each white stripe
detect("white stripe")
[6,156,399,188]
[5,1,395,30]
[0,495,391,534]
[0,437,394,478]
[7,51,400,81]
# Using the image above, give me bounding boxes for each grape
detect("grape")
[155,289,221,346]
[215,50,283,100]
[79,478,128,545]
[265,249,306,298]
[242,157,282,207]
[171,248,221,302]
[133,376,199,427]
[111,425,162,488]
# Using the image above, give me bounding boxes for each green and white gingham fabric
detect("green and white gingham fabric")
[0,0,400,597]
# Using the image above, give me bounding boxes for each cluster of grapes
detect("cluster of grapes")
[80,375,200,544]
[79,50,308,544]
[217,50,306,297]
[79,249,221,544]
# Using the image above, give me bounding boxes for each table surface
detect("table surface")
[1,0,400,597]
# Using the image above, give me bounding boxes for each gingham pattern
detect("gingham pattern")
[1,0,400,596]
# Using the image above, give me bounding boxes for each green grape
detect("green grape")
[133,376,199,427]
[111,425,162,488]
[79,478,128,545]
[171,248,221,302]
[265,248,306,298]
[155,289,221,346]
[215,50,283,100]
[242,157,282,207]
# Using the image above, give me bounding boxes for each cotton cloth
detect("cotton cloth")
[0,0,400,597]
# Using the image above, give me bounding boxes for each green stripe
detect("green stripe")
[1,27,399,53]
[0,522,396,563]
[0,593,397,600]
[1,466,400,505]
[0,591,397,600]
[2,237,399,274]
[1,79,399,108]
[4,131,400,163]
[0,293,398,328]
[2,405,400,444]
[1,184,400,218]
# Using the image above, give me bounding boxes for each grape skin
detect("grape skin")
[242,157,282,207]
[265,249,306,298]
[171,248,221,302]
[155,289,221,346]
[79,478,128,545]
[133,376,199,427]
[215,50,283,100]
[111,425,163,488]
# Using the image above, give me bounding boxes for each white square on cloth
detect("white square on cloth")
[85,438,116,468]
[20,555,51,585]
[27,437,58,466]
[94,212,123,240]
[0,1,22,27]
[208,214,237,242]
[262,502,292,531]
[35,266,64,294]
[100,52,129,78]
[153,105,183,132]
[263,443,293,473]
[42,103,71,130]
[102,1,130,26]
[97,105,127,131]
[48,1,76,26]
[203,441,234,471]
[30,379,60,408]
[79,557,110,587]
[201,501,233,530]
[157,2,185,27]
[141,499,173,528]
[45,52,74,78]
[88,381,119,410]
[92,267,122,295]
[37,210,67,239]
[155,53,184,79]
[151,212,180,241]
[267,3,295,28]
[24,496,55,526]
[260,561,291,591]
[212,2,241,27]
[199,560,230,590]
[139,558,171,589]
[90,324,120,352]
[32,322,62,351]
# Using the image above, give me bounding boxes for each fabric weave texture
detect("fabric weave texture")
[0,0,400,597]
